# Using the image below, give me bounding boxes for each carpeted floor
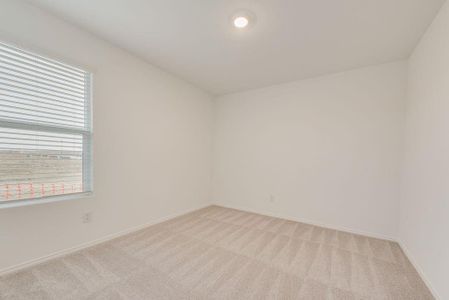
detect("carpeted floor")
[0,205,433,299]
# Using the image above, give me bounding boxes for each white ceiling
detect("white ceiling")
[26,0,445,95]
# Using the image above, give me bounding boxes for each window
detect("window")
[0,42,92,207]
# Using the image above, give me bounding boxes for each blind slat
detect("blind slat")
[0,82,85,108]
[0,71,85,98]
[0,66,84,94]
[0,78,84,103]
[0,44,84,75]
[0,131,82,141]
[0,103,84,122]
[0,51,84,83]
[0,99,85,120]
[0,114,84,128]
[0,91,85,112]
[0,45,85,78]
[0,56,85,87]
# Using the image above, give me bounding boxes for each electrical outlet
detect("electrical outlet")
[82,212,92,223]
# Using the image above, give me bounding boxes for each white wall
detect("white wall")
[0,0,212,271]
[213,62,406,239]
[400,1,449,299]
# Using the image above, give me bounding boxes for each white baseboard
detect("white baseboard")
[0,204,212,276]
[397,240,440,300]
[213,203,396,241]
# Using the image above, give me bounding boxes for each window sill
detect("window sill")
[0,192,93,209]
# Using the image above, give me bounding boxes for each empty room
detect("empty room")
[0,0,448,299]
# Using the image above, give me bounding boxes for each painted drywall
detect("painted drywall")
[0,0,212,271]
[400,1,449,298]
[213,62,406,239]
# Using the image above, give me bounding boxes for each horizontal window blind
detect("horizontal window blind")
[0,43,87,129]
[0,42,92,205]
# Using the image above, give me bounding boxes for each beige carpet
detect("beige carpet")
[0,206,433,299]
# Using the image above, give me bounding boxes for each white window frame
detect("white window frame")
[0,43,93,208]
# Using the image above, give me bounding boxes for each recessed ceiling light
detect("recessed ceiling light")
[233,16,249,28]
[231,10,256,30]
